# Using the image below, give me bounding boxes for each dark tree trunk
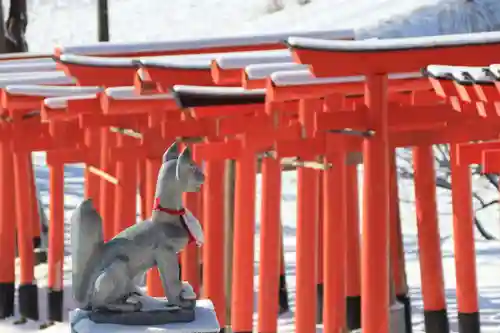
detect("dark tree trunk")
[98,0,109,42]
[0,1,7,53]
[5,0,28,53]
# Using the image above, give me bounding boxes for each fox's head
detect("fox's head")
[154,142,205,205]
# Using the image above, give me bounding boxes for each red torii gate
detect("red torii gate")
[2,84,104,324]
[285,31,500,333]
[0,70,91,322]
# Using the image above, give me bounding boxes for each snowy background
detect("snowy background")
[3,0,500,332]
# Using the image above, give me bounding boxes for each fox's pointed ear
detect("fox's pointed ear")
[176,147,192,179]
[163,141,179,163]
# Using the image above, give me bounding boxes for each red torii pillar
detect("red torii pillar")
[449,143,480,333]
[10,118,51,322]
[323,94,363,330]
[45,144,90,324]
[0,124,16,319]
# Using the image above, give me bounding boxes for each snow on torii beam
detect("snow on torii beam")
[210,50,294,85]
[242,62,308,89]
[424,64,497,103]
[424,64,500,116]
[266,68,427,102]
[138,49,301,91]
[57,53,222,87]
[55,28,354,57]
[2,85,102,117]
[54,29,354,87]
[286,31,500,77]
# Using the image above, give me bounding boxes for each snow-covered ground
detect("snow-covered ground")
[24,0,500,51]
[2,0,500,332]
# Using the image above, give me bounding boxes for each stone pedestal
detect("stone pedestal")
[70,299,220,333]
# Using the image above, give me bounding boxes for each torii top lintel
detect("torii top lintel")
[54,28,354,57]
[286,31,500,77]
[54,29,354,87]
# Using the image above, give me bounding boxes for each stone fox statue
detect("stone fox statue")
[70,142,204,313]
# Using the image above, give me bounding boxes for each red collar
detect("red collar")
[153,197,186,215]
[152,197,195,244]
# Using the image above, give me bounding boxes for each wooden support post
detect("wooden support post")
[203,158,226,328]
[345,163,361,330]
[450,143,480,333]
[182,189,202,296]
[361,74,390,333]
[278,222,289,314]
[138,159,147,220]
[231,151,257,333]
[295,98,320,333]
[146,158,163,297]
[413,144,449,333]
[27,154,41,249]
[47,160,65,322]
[99,130,116,241]
[83,129,101,210]
[316,170,324,324]
[113,135,138,234]
[322,146,348,333]
[388,149,413,333]
[13,151,38,321]
[257,156,282,333]
[0,137,16,318]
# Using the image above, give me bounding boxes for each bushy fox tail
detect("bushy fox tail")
[70,199,104,307]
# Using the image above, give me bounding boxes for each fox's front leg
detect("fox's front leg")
[155,246,184,307]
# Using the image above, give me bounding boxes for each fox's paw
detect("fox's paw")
[180,281,196,300]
